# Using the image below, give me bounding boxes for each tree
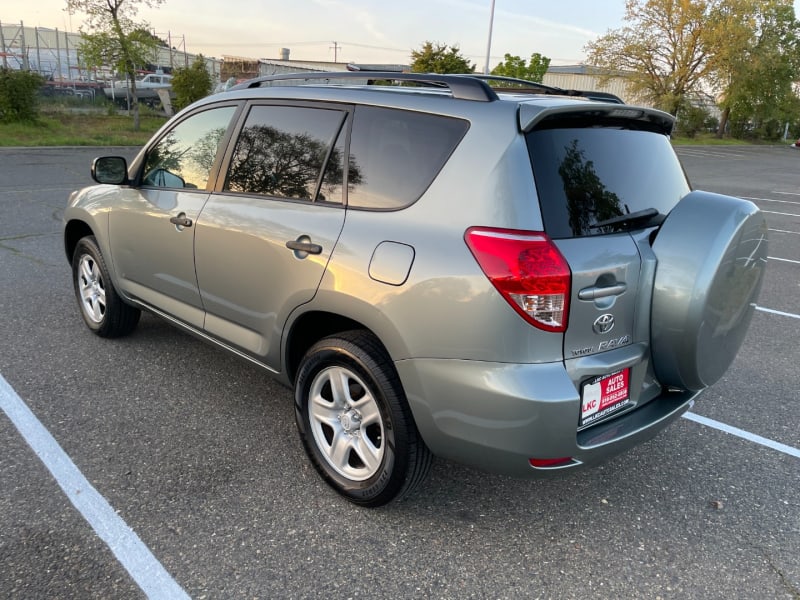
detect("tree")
[585,0,716,115]
[410,42,475,73]
[675,103,711,137]
[490,53,551,82]
[0,69,44,123]
[706,0,800,138]
[66,0,165,130]
[171,56,212,112]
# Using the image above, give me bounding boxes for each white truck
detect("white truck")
[103,72,173,106]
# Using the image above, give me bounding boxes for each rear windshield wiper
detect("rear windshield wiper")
[590,207,666,231]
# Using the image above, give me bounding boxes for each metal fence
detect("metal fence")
[0,21,222,89]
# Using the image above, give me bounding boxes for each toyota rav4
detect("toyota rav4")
[63,73,768,506]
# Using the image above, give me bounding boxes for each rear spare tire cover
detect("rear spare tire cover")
[651,190,768,391]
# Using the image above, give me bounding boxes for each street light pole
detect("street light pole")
[484,0,496,74]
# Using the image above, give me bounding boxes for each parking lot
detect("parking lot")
[0,145,798,599]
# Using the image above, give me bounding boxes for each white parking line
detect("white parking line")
[683,412,800,459]
[675,149,748,159]
[0,374,189,600]
[769,256,800,265]
[742,196,800,206]
[771,191,800,197]
[756,306,800,319]
[770,229,800,235]
[739,198,800,204]
[763,211,800,217]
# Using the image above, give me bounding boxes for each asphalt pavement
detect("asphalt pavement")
[0,145,798,599]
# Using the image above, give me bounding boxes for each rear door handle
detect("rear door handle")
[578,282,627,300]
[285,239,322,255]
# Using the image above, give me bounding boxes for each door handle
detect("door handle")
[578,282,627,300]
[285,240,322,255]
[169,215,193,228]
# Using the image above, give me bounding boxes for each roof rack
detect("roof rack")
[226,71,625,105]
[465,74,624,103]
[461,74,567,95]
[227,71,499,102]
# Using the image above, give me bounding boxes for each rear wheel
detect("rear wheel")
[72,236,140,338]
[294,331,432,507]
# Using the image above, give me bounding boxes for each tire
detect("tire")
[71,236,140,338]
[294,331,432,507]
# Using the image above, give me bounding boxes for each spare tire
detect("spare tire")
[651,191,768,392]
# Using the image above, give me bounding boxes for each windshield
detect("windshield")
[526,128,690,238]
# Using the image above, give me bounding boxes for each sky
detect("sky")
[6,0,800,69]
[3,0,629,69]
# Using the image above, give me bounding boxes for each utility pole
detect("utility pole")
[484,0,496,74]
[330,41,340,63]
[0,22,7,70]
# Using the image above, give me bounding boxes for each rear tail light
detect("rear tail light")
[465,227,571,332]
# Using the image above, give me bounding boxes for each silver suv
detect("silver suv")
[63,73,768,506]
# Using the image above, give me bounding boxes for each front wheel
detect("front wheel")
[71,236,140,338]
[294,331,432,507]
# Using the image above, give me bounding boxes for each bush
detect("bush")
[0,69,45,122]
[675,104,710,139]
[171,56,212,112]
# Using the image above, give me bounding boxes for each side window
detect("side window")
[347,106,469,210]
[224,105,347,203]
[142,106,236,190]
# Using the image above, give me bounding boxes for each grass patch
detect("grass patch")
[0,111,165,147]
[671,133,769,145]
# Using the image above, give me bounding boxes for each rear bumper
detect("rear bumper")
[396,358,699,478]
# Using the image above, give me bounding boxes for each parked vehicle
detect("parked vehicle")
[103,72,173,106]
[64,72,768,506]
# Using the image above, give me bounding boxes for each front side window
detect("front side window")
[224,105,347,202]
[142,106,236,190]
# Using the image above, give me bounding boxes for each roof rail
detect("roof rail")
[227,71,499,102]
[462,74,625,104]
[461,74,567,95]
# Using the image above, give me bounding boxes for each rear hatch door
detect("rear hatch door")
[525,107,690,426]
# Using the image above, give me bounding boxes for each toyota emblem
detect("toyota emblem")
[593,314,615,334]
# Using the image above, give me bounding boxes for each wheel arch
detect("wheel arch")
[63,219,95,263]
[285,311,376,385]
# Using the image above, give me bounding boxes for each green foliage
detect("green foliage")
[0,69,45,122]
[410,42,475,74]
[585,0,714,115]
[78,28,161,78]
[708,0,800,139]
[585,0,800,138]
[490,53,551,82]
[171,56,213,111]
[67,0,165,130]
[675,103,711,138]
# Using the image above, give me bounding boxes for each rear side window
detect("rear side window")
[347,106,468,210]
[224,105,347,202]
[527,128,690,238]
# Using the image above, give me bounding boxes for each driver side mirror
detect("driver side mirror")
[91,156,129,185]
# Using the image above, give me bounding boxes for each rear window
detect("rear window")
[526,128,690,238]
[346,106,468,210]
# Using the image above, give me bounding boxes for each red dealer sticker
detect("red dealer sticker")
[580,368,631,428]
